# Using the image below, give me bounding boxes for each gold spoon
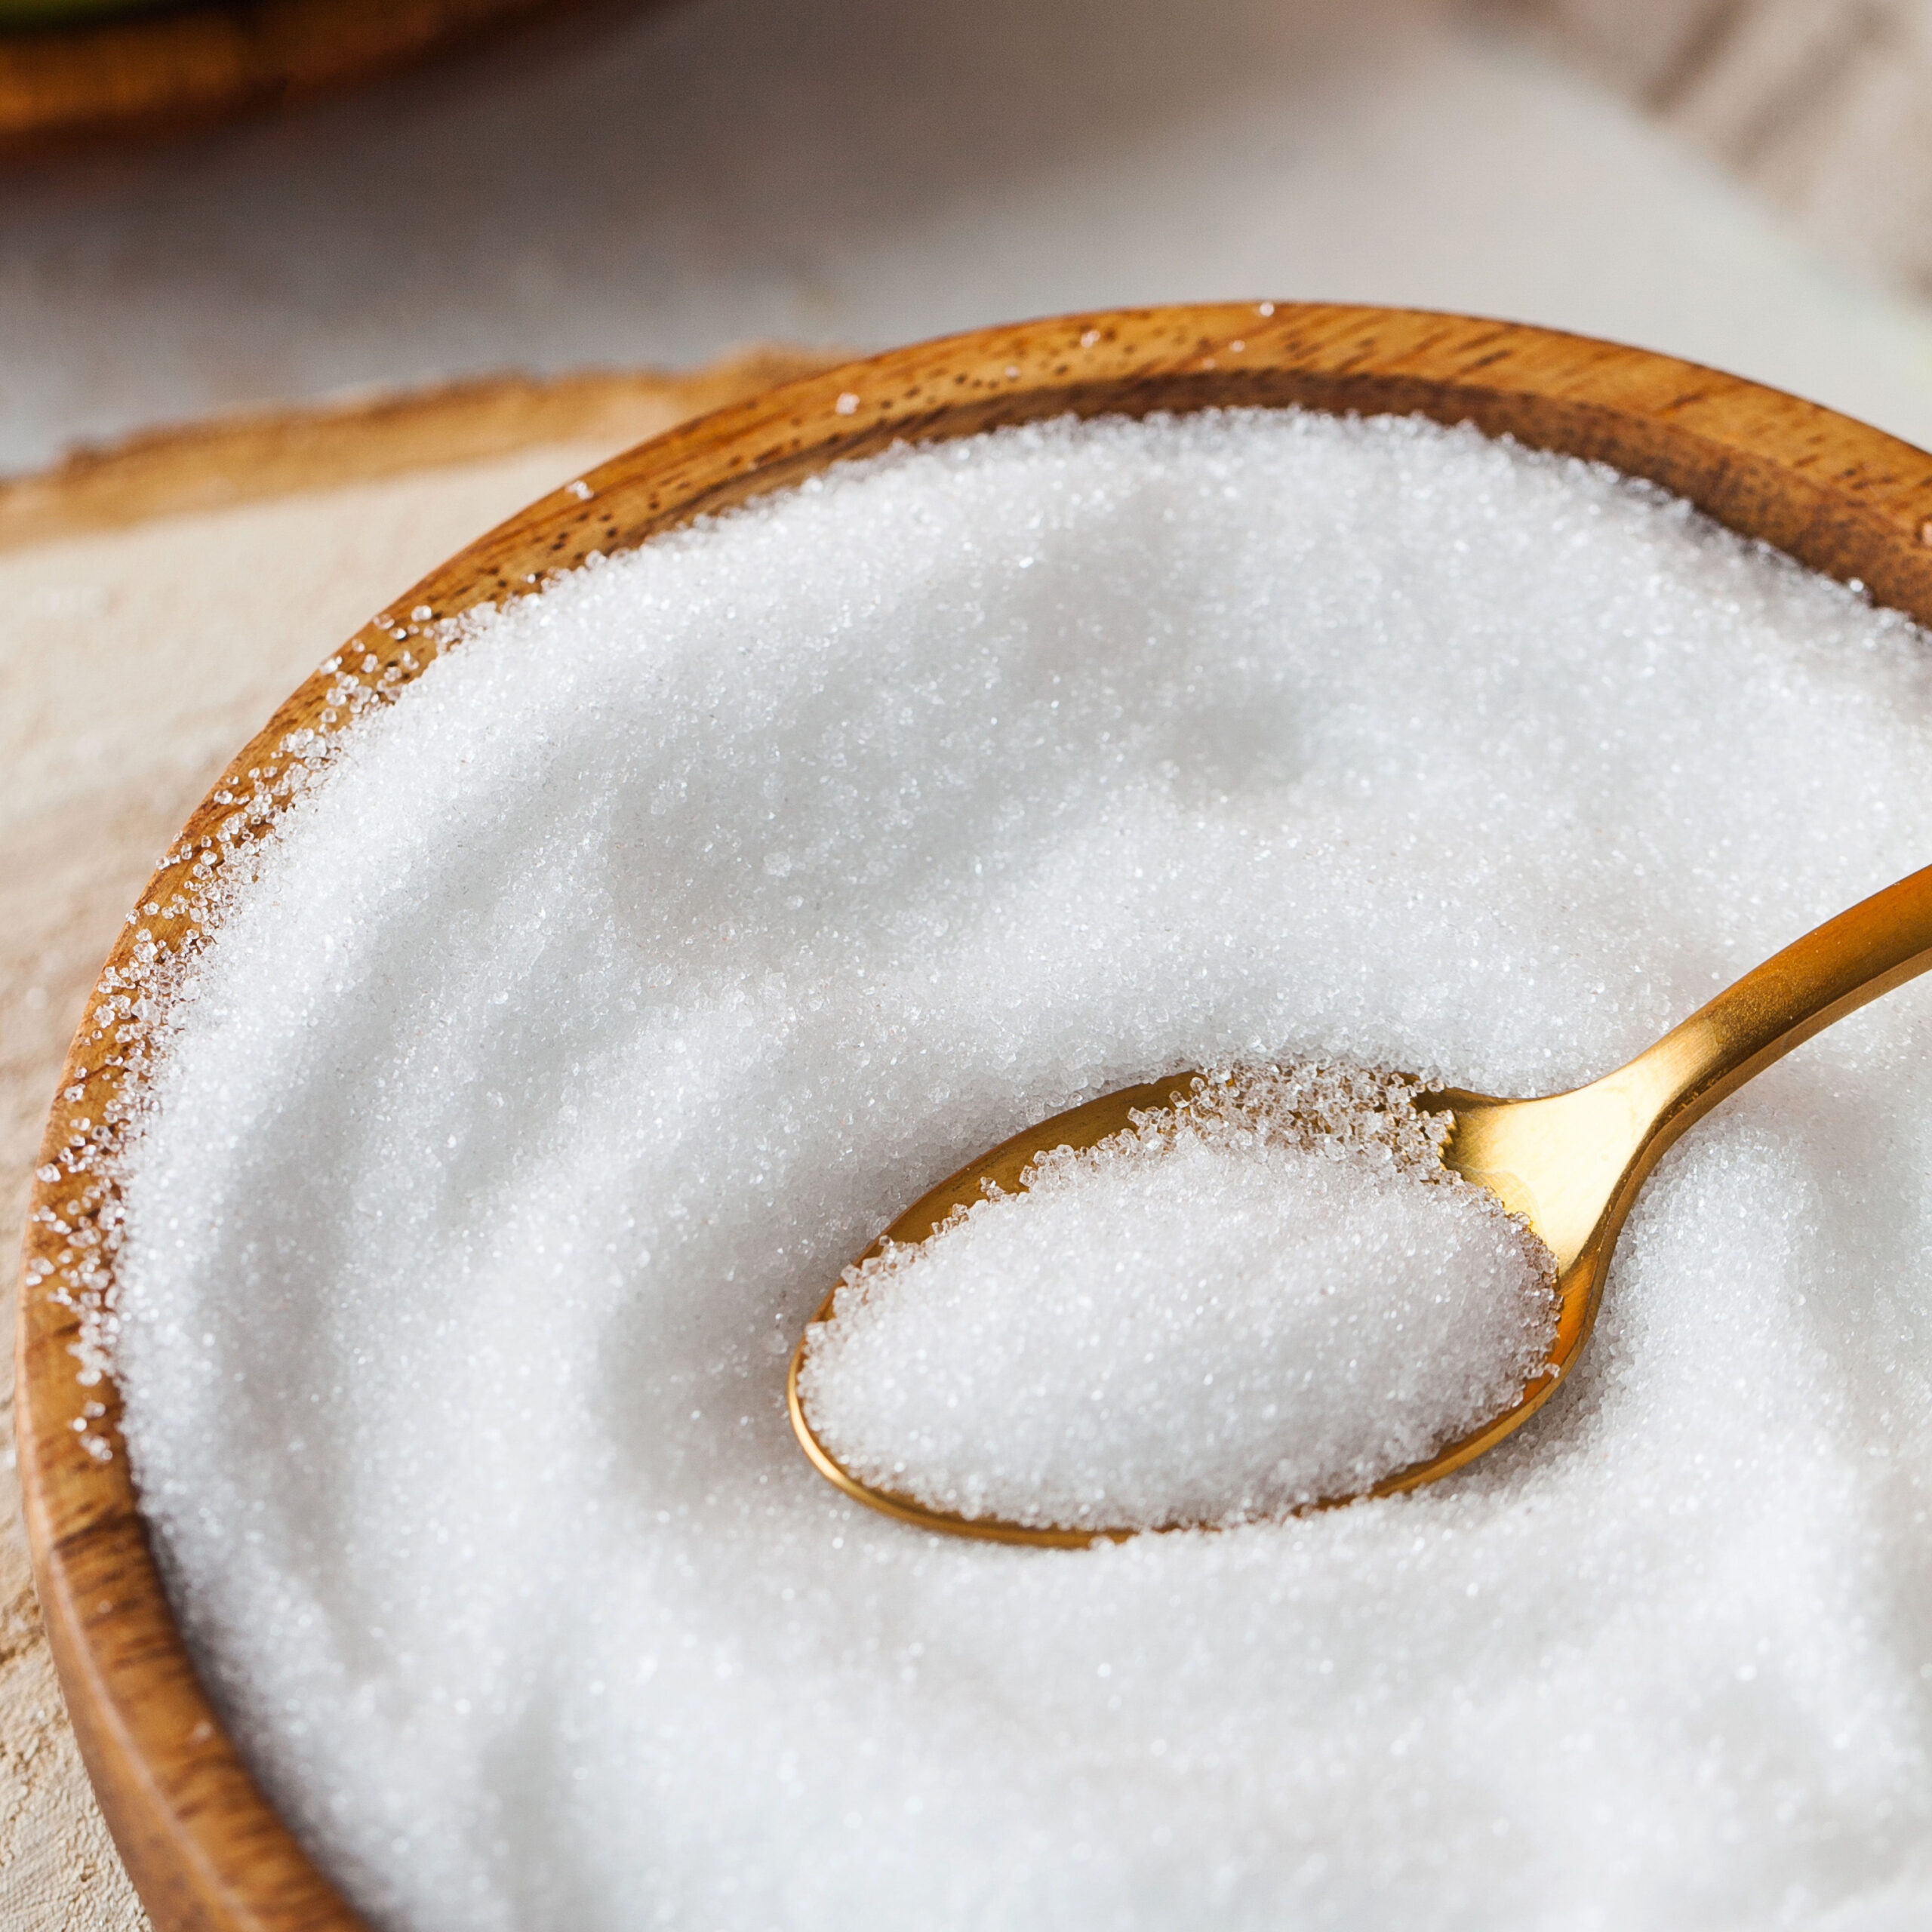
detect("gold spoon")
[788,863,1932,1547]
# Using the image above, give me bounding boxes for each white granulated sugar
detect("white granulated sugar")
[109,410,1932,1932]
[798,1061,1557,1529]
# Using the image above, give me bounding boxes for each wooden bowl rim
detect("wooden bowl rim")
[20,300,1932,1931]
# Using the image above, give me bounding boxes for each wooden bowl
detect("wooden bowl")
[0,0,629,162]
[19,303,1932,1931]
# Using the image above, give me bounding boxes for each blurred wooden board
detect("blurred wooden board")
[0,346,837,546]
[0,0,634,161]
[0,341,834,1930]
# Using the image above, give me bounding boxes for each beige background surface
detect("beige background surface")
[1508,0,1932,297]
[7,1,1932,1925]
[14,0,1932,472]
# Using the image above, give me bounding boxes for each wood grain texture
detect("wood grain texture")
[0,0,622,160]
[0,347,844,551]
[19,301,1932,1931]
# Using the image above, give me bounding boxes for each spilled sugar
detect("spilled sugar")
[109,411,1932,1930]
[798,1061,1558,1529]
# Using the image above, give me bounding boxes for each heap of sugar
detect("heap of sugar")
[106,410,1932,1932]
[798,1060,1557,1529]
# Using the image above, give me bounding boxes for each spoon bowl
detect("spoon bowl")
[789,861,1932,1543]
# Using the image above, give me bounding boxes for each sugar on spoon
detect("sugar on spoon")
[788,861,1932,1546]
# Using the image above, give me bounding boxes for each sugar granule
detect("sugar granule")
[798,1061,1557,1528]
[109,410,1932,1931]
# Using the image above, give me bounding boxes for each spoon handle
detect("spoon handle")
[1620,862,1932,1155]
